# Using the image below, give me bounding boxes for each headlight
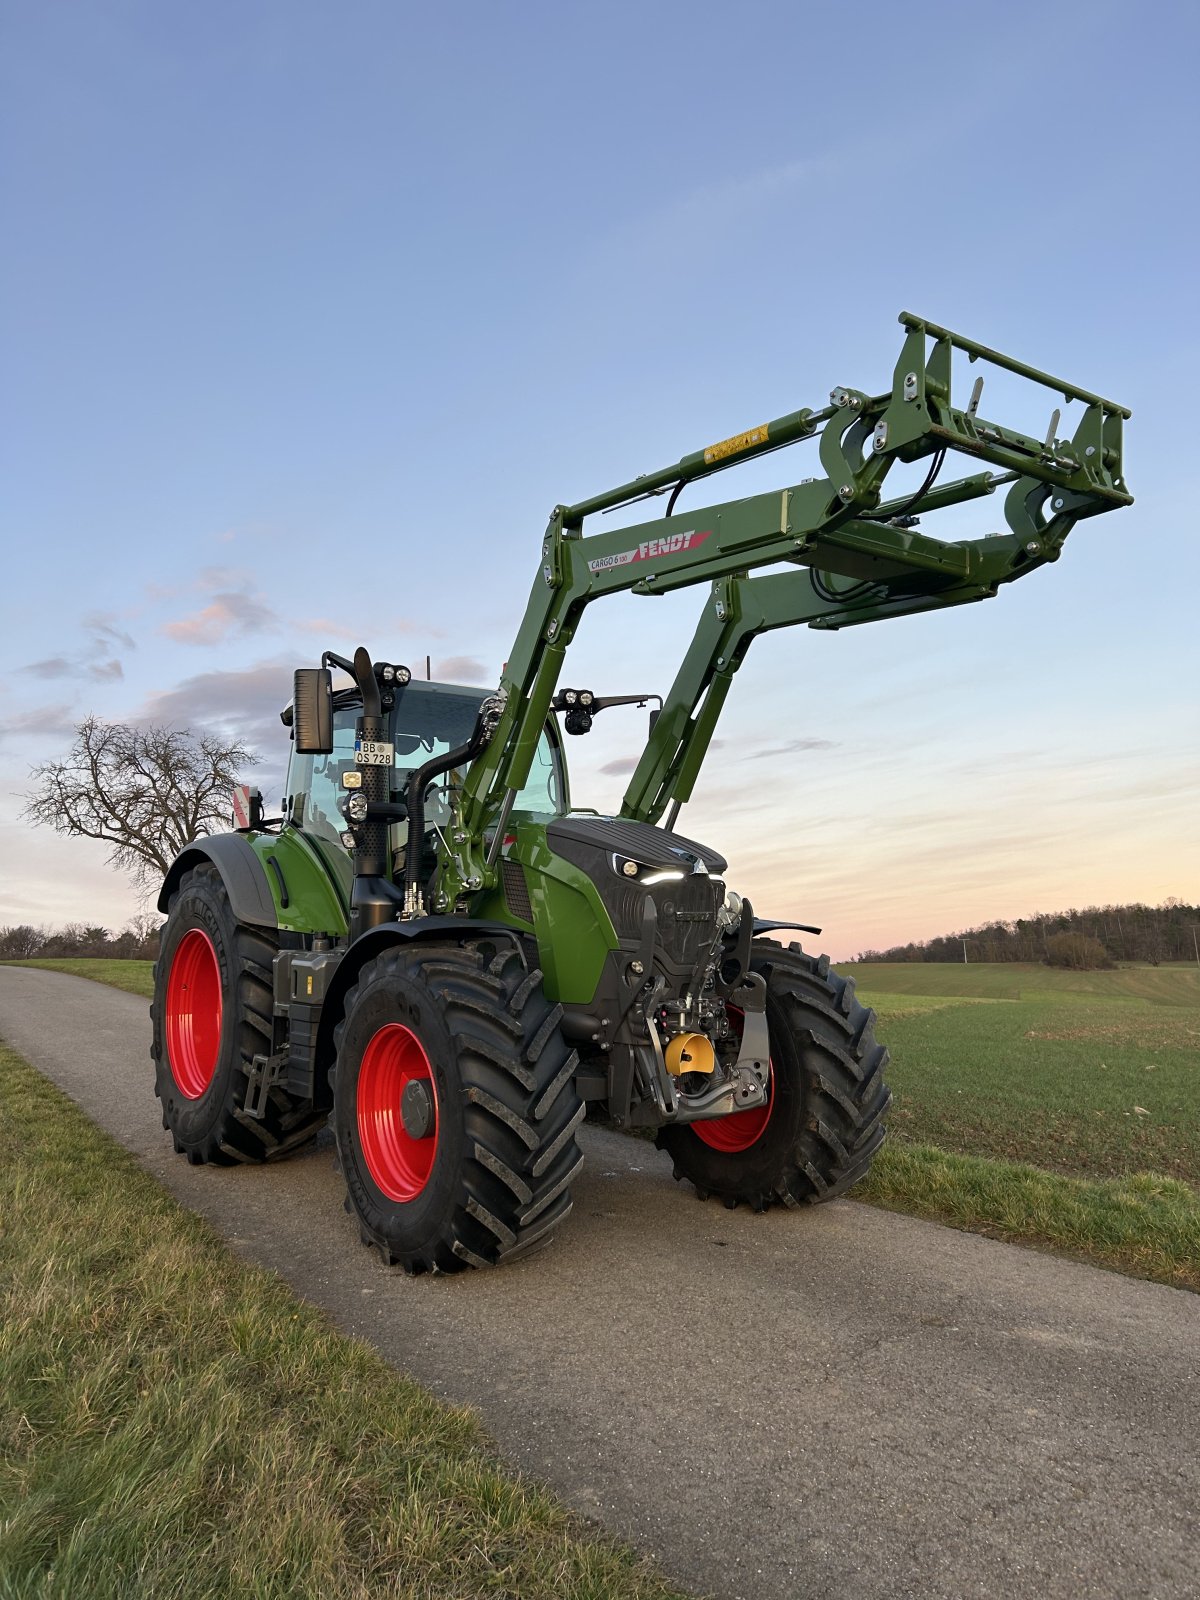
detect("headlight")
[613,855,686,886]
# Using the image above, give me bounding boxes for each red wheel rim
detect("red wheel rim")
[357,1023,439,1202]
[694,1004,774,1153]
[165,928,223,1099]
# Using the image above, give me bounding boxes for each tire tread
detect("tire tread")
[152,863,325,1166]
[331,938,583,1274]
[661,937,891,1211]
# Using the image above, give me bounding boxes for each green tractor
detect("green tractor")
[152,314,1131,1272]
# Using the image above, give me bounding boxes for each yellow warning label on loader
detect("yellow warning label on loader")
[703,423,769,465]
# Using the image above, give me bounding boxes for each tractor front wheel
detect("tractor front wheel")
[152,863,325,1164]
[331,939,584,1273]
[659,939,890,1210]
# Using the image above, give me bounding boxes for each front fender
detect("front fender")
[313,919,529,1087]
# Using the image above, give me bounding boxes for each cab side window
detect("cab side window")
[288,709,359,848]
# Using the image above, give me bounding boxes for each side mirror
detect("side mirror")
[293,668,334,754]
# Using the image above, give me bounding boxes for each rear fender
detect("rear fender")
[158,834,278,927]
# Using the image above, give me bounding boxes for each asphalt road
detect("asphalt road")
[2,965,1197,1600]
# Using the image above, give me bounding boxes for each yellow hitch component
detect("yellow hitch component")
[665,1032,716,1075]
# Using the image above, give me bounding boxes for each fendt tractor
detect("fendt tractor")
[152,314,1131,1273]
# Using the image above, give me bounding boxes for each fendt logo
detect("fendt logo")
[588,528,711,575]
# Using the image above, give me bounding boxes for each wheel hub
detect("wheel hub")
[400,1077,435,1139]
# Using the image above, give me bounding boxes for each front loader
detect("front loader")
[152,313,1131,1272]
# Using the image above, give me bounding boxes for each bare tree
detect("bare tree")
[0,925,47,959]
[24,717,255,893]
[126,910,164,947]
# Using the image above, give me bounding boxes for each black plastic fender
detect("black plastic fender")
[157,834,279,928]
[313,918,529,1087]
[753,916,822,937]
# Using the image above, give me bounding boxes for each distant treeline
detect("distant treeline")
[0,918,162,961]
[855,900,1200,967]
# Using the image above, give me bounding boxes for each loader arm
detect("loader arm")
[438,313,1130,908]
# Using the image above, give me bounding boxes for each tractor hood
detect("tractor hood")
[545,815,727,876]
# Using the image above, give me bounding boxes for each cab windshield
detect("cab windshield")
[391,682,564,816]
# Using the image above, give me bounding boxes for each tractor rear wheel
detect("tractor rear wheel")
[659,939,890,1210]
[331,939,584,1273]
[152,863,325,1164]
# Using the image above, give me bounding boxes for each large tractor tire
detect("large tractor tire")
[331,939,584,1274]
[152,862,325,1164]
[659,939,890,1210]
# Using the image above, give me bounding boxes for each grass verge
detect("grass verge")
[858,1140,1200,1293]
[3,958,155,999]
[0,1040,686,1600]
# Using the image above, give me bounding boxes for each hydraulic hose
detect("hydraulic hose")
[404,695,505,909]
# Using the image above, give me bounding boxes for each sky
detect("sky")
[2,0,1197,960]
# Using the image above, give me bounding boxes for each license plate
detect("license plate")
[354,739,394,766]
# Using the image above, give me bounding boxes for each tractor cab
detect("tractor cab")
[283,676,567,910]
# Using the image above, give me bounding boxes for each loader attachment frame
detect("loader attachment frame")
[432,313,1130,908]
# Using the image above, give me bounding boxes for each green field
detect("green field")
[845,962,1200,1189]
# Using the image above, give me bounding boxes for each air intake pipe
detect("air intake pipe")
[351,646,387,879]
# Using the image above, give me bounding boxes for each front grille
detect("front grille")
[648,874,723,971]
[502,857,534,924]
[603,871,722,974]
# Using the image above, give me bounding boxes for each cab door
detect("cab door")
[284,704,359,906]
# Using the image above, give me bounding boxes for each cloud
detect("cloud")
[197,565,252,587]
[748,737,838,760]
[597,155,839,274]
[139,657,295,775]
[296,616,435,641]
[157,567,284,646]
[598,756,640,776]
[432,656,492,685]
[23,646,125,683]
[163,588,275,646]
[23,656,74,679]
[661,156,830,233]
[0,704,78,744]
[84,611,136,652]
[158,569,437,654]
[296,618,370,641]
